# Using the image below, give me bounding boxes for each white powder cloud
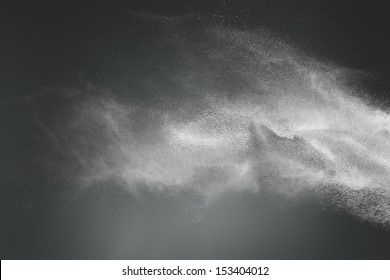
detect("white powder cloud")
[47,22,390,226]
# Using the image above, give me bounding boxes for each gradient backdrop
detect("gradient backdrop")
[1,0,390,259]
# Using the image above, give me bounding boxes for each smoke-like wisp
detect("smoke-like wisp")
[42,19,390,226]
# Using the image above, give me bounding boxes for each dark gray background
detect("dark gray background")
[1,0,390,259]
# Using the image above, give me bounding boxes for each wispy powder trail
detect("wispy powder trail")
[46,23,390,226]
